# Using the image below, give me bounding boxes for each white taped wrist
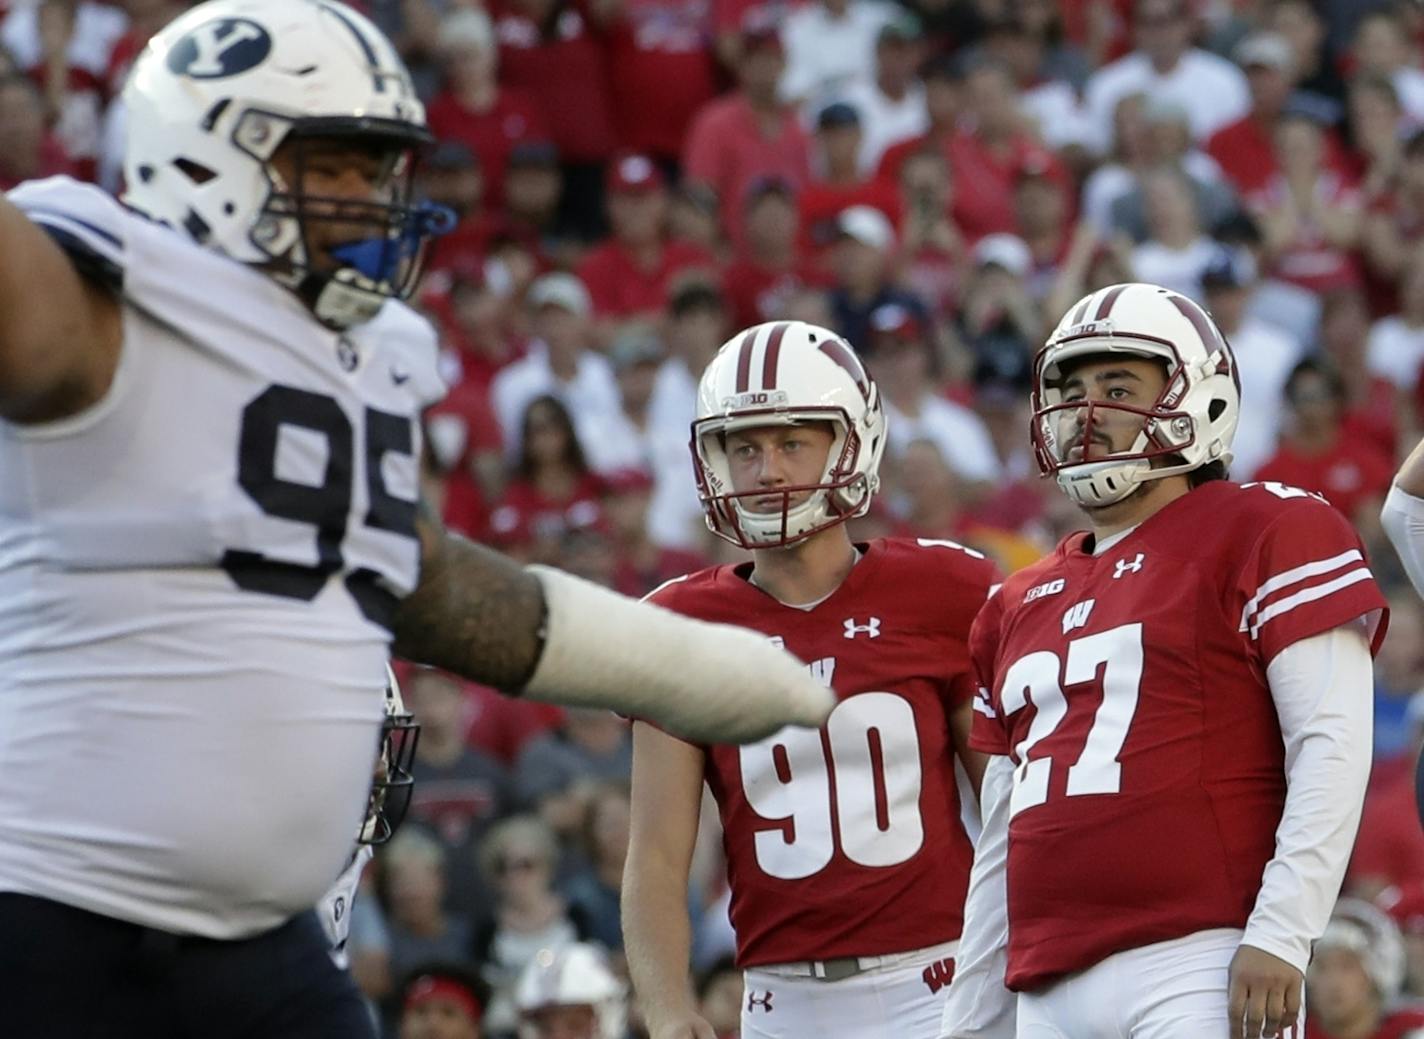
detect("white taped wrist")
[522,565,834,743]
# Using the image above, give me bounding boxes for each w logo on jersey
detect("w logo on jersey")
[1062,599,1096,634]
[808,657,837,686]
[921,957,956,994]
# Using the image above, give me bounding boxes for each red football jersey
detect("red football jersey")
[969,481,1389,992]
[649,537,1000,967]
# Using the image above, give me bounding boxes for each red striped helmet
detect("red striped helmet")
[692,321,886,548]
[1033,283,1241,507]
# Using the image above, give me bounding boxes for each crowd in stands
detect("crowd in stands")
[6,0,1424,1035]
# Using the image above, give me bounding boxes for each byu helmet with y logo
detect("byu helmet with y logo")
[122,0,452,329]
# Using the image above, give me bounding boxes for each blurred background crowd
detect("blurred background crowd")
[6,0,1424,1035]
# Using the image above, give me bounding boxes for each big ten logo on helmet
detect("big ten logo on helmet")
[166,18,272,79]
[721,390,789,410]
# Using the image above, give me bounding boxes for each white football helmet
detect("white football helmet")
[1032,282,1240,507]
[358,665,420,846]
[692,320,887,549]
[515,943,626,1039]
[122,0,453,329]
[1316,897,1407,1001]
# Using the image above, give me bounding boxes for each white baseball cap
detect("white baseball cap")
[528,273,592,317]
[972,233,1031,277]
[837,205,895,251]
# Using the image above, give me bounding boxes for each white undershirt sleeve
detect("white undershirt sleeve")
[1382,484,1424,601]
[1242,621,1375,973]
[940,754,1016,1039]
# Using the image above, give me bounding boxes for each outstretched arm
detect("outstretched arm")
[392,505,835,743]
[391,503,545,688]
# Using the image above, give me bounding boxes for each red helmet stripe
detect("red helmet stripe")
[1167,292,1240,395]
[817,337,871,400]
[1068,291,1094,327]
[733,326,756,393]
[1093,284,1129,321]
[761,321,789,390]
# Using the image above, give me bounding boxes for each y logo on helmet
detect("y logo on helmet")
[166,18,272,79]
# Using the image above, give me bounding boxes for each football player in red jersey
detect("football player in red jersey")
[622,320,1001,1039]
[940,283,1389,1039]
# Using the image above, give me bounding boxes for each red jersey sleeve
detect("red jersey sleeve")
[966,589,1011,756]
[1233,486,1390,665]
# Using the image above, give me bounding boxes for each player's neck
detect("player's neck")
[1082,475,1191,542]
[749,529,858,607]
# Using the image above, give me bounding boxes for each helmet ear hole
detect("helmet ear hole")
[1208,399,1227,421]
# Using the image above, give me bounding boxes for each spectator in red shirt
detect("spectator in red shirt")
[1205,32,1299,196]
[600,468,708,597]
[492,395,607,565]
[501,139,567,254]
[0,74,73,191]
[667,181,726,262]
[1363,131,1424,293]
[576,153,718,341]
[604,0,718,164]
[1012,155,1073,301]
[1,0,127,183]
[1319,286,1399,460]
[1352,750,1424,905]
[1253,358,1395,528]
[1268,0,1346,111]
[493,0,620,240]
[896,146,966,323]
[875,52,964,185]
[425,7,550,207]
[947,55,1067,241]
[1349,74,1407,206]
[722,175,824,328]
[682,16,812,247]
[421,141,492,280]
[798,101,900,256]
[1249,103,1364,296]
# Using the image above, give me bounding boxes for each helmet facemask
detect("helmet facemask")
[234,111,454,329]
[359,684,421,846]
[693,409,875,549]
[1032,347,1204,507]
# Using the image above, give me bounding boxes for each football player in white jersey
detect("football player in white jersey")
[0,3,833,1036]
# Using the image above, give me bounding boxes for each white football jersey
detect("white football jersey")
[0,177,445,938]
